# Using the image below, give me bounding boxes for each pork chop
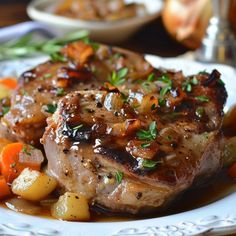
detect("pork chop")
[2,41,152,145]
[42,66,227,213]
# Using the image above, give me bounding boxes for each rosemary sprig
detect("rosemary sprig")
[0,30,88,60]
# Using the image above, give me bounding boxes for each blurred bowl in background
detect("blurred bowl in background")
[162,0,236,50]
[27,0,163,43]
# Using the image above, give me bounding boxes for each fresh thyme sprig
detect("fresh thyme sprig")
[136,121,157,141]
[108,67,129,86]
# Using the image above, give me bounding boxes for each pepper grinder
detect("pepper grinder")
[196,0,236,66]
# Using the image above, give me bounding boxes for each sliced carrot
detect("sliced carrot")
[0,138,12,154]
[228,163,236,178]
[0,175,11,199]
[0,143,41,183]
[0,143,24,183]
[0,78,17,90]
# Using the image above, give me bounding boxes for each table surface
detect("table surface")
[0,0,188,57]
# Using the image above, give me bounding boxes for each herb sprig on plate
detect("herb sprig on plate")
[0,30,88,60]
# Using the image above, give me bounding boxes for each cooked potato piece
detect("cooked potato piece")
[12,168,57,201]
[51,192,90,221]
[0,85,11,100]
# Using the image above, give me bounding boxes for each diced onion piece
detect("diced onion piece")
[138,95,158,114]
[51,192,90,221]
[111,119,141,137]
[19,146,44,169]
[5,197,41,215]
[12,168,57,201]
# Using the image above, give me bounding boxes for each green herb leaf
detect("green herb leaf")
[50,52,67,62]
[45,104,57,114]
[0,30,88,60]
[195,95,209,102]
[195,107,205,118]
[191,76,199,85]
[198,70,208,75]
[182,77,198,92]
[218,79,225,86]
[22,146,31,156]
[115,171,123,184]
[147,73,155,82]
[73,124,83,131]
[136,121,157,141]
[83,37,100,50]
[2,106,10,115]
[142,159,160,168]
[108,68,128,86]
[56,88,65,96]
[157,75,172,105]
[141,143,151,148]
[44,73,52,79]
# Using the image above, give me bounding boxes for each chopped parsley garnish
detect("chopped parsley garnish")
[141,143,151,148]
[45,104,57,114]
[195,95,209,102]
[73,124,83,131]
[195,107,205,118]
[115,171,123,184]
[136,121,157,141]
[147,73,155,82]
[198,70,208,75]
[191,76,198,85]
[22,146,31,156]
[50,52,67,62]
[151,103,157,110]
[108,67,128,86]
[218,79,225,86]
[142,159,160,168]
[2,106,10,115]
[56,87,65,96]
[182,76,199,92]
[83,38,100,50]
[157,75,172,106]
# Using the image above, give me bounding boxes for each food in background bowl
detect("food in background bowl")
[27,0,163,43]
[55,0,147,21]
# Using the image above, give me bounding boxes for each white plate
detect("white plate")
[0,56,236,236]
[27,0,163,43]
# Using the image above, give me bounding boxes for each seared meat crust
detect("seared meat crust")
[41,46,227,213]
[2,40,227,213]
[2,41,152,145]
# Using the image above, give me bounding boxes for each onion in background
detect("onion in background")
[162,0,236,49]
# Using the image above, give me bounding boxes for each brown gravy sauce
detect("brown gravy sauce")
[1,171,235,222]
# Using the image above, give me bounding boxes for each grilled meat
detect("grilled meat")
[2,41,152,145]
[42,53,227,213]
[2,40,227,213]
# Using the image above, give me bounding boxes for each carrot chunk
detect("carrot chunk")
[0,143,24,183]
[0,175,11,199]
[0,78,17,89]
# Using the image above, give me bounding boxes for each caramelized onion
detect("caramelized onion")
[5,197,41,215]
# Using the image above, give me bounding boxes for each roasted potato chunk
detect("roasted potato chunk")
[12,168,57,201]
[51,192,90,221]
